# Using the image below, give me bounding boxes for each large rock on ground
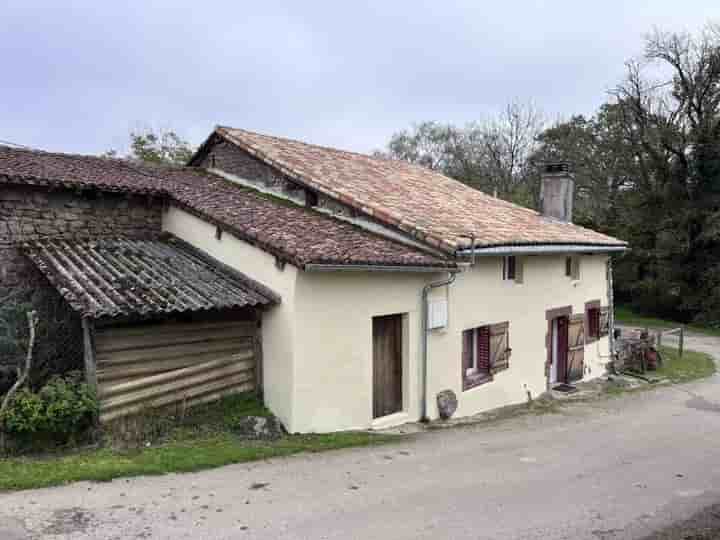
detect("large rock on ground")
[232,415,285,440]
[436,390,458,420]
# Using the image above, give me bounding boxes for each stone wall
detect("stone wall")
[200,140,357,218]
[0,184,162,293]
[0,184,163,384]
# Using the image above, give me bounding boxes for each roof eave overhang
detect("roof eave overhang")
[304,263,457,273]
[456,244,629,257]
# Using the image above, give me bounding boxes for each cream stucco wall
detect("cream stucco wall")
[161,205,611,433]
[293,271,433,433]
[425,254,610,420]
[162,206,299,430]
[292,254,610,432]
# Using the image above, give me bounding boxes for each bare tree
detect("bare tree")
[381,100,545,206]
[0,311,37,415]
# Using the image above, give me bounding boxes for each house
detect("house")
[0,128,626,433]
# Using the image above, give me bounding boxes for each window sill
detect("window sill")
[463,373,493,391]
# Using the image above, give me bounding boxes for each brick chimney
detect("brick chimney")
[540,162,574,222]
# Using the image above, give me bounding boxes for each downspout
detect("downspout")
[420,235,472,422]
[607,256,617,373]
[420,271,457,422]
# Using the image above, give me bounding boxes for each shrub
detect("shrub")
[0,372,98,446]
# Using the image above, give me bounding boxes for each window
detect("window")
[503,256,523,283]
[565,255,581,280]
[585,300,609,342]
[462,322,511,390]
[588,308,600,341]
[503,256,516,280]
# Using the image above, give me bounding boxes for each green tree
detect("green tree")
[105,129,195,166]
[535,24,720,325]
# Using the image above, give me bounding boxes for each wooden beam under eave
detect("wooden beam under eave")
[82,317,98,391]
[254,310,264,401]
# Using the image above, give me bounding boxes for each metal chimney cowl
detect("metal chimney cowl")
[540,162,574,222]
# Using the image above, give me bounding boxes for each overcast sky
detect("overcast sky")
[1,1,718,156]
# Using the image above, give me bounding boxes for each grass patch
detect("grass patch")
[655,346,717,383]
[0,394,399,492]
[615,305,720,337]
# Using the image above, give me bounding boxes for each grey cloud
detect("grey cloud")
[1,0,716,155]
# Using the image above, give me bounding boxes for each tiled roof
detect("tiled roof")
[162,168,452,268]
[1,145,453,269]
[23,235,279,320]
[0,145,165,194]
[212,127,626,251]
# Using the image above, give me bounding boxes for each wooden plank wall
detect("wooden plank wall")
[95,320,256,423]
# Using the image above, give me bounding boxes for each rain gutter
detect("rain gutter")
[456,244,628,257]
[304,264,454,273]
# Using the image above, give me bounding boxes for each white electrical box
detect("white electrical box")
[427,299,448,329]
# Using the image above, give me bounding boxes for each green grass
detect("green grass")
[655,346,717,383]
[615,305,720,337]
[0,431,396,491]
[0,393,398,492]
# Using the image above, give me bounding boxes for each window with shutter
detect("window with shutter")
[461,322,510,390]
[489,322,511,374]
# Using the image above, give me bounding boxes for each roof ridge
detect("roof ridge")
[0,143,212,193]
[216,125,392,163]
[216,126,541,219]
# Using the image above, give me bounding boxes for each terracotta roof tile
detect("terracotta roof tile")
[1,145,453,269]
[215,127,626,250]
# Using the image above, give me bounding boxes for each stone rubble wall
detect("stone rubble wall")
[0,184,163,294]
[0,184,163,380]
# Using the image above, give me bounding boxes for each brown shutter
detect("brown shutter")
[462,329,473,376]
[477,326,491,374]
[567,315,585,382]
[515,257,524,284]
[489,322,510,374]
[593,309,601,338]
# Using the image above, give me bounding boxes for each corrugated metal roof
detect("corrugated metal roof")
[23,235,279,320]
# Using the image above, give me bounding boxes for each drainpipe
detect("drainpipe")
[420,270,458,422]
[420,234,472,422]
[607,256,617,372]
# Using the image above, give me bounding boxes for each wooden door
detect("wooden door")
[567,315,585,382]
[373,314,403,419]
[556,316,569,383]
